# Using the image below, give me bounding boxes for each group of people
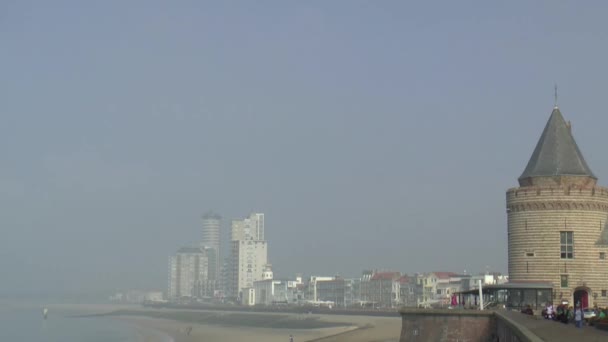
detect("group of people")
[538,302,607,328]
[540,303,584,327]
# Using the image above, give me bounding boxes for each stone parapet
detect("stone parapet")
[398,309,608,342]
[506,186,608,200]
[399,308,495,342]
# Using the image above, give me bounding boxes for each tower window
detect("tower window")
[526,252,535,257]
[560,275,569,288]
[602,290,607,297]
[560,232,574,259]
[601,252,606,260]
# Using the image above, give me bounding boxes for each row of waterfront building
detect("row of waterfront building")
[245,271,507,309]
[169,256,507,309]
[166,210,508,308]
[165,102,608,311]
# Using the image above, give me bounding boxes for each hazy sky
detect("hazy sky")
[3,1,608,295]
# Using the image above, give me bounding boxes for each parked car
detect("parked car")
[583,308,596,320]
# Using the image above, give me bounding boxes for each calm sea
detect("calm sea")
[0,304,141,342]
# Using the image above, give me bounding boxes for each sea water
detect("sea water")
[0,304,140,342]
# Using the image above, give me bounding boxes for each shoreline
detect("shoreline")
[108,308,400,342]
[28,303,401,342]
[119,315,360,342]
[125,318,175,342]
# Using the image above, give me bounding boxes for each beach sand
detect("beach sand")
[115,310,401,342]
[29,304,402,342]
[310,314,401,342]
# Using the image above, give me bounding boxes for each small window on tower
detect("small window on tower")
[561,275,569,288]
[600,252,606,260]
[526,252,535,257]
[602,290,607,297]
[560,232,574,259]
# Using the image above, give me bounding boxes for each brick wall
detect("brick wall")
[398,309,550,342]
[507,185,608,307]
[399,309,496,342]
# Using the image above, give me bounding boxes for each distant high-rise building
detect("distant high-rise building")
[168,247,208,299]
[227,213,268,299]
[229,239,268,298]
[202,211,221,289]
[231,213,264,241]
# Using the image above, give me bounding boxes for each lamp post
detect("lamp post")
[478,280,484,310]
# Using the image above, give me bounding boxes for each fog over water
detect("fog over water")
[3,1,608,296]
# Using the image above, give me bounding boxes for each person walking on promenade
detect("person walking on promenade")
[521,305,534,315]
[562,306,569,323]
[556,305,564,322]
[574,304,584,328]
[544,303,554,319]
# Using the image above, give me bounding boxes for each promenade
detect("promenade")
[501,310,608,342]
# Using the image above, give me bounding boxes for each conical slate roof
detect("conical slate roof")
[519,107,596,182]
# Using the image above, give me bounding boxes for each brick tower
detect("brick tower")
[507,105,608,308]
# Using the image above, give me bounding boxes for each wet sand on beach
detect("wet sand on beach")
[118,311,401,342]
[31,304,401,342]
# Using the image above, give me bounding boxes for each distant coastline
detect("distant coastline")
[142,301,400,317]
[91,308,355,329]
[19,303,400,342]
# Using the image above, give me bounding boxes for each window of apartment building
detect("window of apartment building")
[436,289,441,295]
[560,275,568,288]
[602,290,607,297]
[601,252,606,260]
[560,232,574,259]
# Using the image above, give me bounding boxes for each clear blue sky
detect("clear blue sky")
[2,1,608,295]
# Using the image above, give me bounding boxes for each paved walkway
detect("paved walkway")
[500,310,608,341]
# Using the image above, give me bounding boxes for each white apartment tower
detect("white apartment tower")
[228,213,268,299]
[168,247,208,299]
[231,213,264,241]
[201,211,221,286]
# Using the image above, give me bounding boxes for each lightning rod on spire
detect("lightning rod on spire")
[554,84,558,108]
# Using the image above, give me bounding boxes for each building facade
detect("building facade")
[201,211,221,291]
[507,105,608,308]
[168,247,208,300]
[227,213,269,300]
[307,276,335,302]
[228,239,268,299]
[344,278,360,307]
[231,213,265,241]
[368,272,401,308]
[415,273,439,308]
[253,277,296,306]
[359,270,374,303]
[242,287,255,306]
[316,278,346,307]
[398,276,417,307]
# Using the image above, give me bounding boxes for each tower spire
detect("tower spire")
[554,84,558,109]
[518,105,596,187]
